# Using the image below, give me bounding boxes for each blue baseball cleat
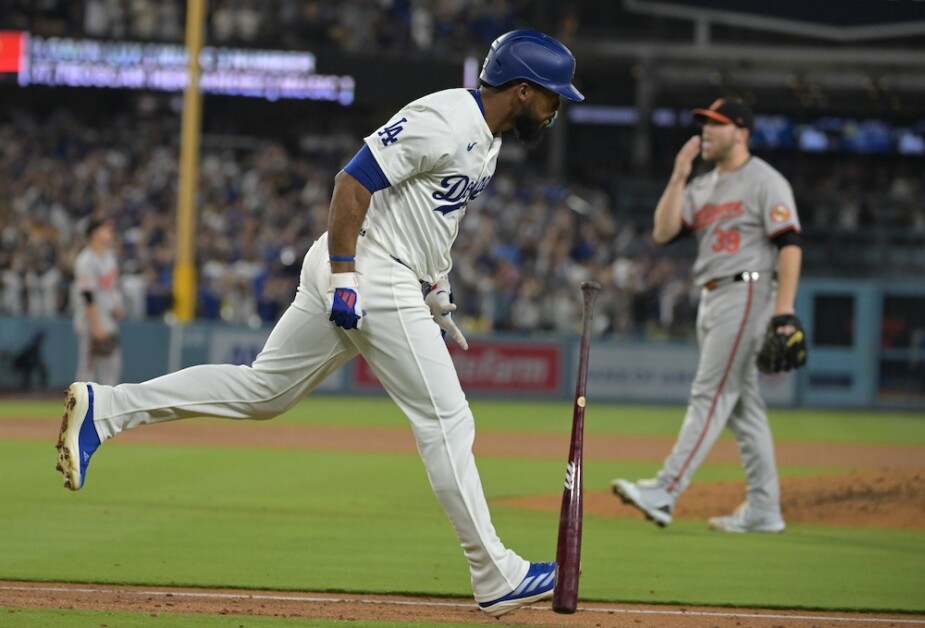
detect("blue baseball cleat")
[56,383,101,491]
[478,561,556,617]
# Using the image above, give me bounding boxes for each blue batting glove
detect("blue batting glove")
[328,272,365,330]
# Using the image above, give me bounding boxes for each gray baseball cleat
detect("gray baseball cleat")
[611,478,674,527]
[709,502,786,533]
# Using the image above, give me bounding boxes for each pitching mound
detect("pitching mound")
[504,468,925,529]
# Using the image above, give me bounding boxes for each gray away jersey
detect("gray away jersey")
[681,156,800,285]
[72,247,120,334]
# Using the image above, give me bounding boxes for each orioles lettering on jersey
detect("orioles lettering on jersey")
[693,201,744,231]
[432,174,492,215]
[377,117,408,146]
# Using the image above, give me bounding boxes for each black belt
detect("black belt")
[703,271,777,291]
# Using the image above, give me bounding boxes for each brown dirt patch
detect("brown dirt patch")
[2,581,922,627]
[507,469,925,530]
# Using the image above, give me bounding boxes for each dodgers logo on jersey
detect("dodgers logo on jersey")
[432,174,492,215]
[377,117,408,146]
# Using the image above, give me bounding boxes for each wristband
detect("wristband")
[329,255,355,263]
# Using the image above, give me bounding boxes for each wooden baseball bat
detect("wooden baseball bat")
[552,281,601,614]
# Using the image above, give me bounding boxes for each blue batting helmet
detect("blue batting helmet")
[479,30,584,102]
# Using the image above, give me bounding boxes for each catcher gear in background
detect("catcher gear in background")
[757,314,807,373]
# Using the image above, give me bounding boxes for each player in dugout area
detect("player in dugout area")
[57,30,583,617]
[613,97,807,534]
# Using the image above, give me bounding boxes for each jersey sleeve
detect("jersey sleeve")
[759,173,801,238]
[363,104,456,186]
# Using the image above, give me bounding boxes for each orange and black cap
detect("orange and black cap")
[692,97,753,132]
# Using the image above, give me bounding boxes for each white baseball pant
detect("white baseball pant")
[87,232,528,602]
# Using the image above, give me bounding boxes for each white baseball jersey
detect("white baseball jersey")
[71,87,536,604]
[363,88,501,285]
[682,156,800,285]
[72,246,120,335]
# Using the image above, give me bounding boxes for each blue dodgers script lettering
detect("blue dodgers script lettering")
[377,117,408,146]
[432,174,492,214]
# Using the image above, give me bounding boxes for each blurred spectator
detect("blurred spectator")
[2,106,923,342]
[9,0,552,59]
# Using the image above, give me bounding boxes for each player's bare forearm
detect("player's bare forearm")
[653,136,700,244]
[327,170,372,273]
[774,244,802,315]
[652,178,686,244]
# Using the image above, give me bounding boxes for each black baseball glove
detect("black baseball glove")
[756,314,807,374]
[90,334,120,357]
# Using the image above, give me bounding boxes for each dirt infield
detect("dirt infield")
[3,416,925,625]
[2,581,924,627]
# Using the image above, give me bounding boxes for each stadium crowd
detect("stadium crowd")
[7,0,569,59]
[3,106,924,339]
[9,1,922,336]
[0,107,699,338]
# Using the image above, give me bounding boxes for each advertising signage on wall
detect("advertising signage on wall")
[354,342,562,395]
[0,31,355,104]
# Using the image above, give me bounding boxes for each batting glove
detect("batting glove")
[328,272,365,330]
[424,278,468,350]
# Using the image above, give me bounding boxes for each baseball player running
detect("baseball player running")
[612,98,803,533]
[57,30,583,617]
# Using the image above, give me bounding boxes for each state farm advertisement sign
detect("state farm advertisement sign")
[354,341,562,394]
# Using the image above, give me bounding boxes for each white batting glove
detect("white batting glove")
[328,272,365,330]
[424,278,468,350]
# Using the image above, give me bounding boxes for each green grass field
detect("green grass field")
[1,397,924,626]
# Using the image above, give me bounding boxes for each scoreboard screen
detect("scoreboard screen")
[0,31,355,104]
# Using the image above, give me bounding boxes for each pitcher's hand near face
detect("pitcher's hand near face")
[673,136,702,181]
[653,135,701,243]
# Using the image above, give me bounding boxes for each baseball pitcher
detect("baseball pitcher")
[613,98,806,533]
